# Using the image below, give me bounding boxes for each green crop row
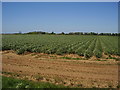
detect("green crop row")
[2,35,119,58]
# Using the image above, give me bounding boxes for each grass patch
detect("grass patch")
[96,59,107,61]
[2,76,69,88]
[30,53,36,56]
[60,57,83,60]
[106,57,120,61]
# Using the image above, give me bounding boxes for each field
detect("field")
[2,35,120,58]
[1,35,120,88]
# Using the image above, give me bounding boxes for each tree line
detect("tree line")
[25,31,120,36]
[3,31,120,36]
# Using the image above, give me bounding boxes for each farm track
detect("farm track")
[2,51,118,88]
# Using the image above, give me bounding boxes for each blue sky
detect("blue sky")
[2,2,118,33]
[0,2,2,33]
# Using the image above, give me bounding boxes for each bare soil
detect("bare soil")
[1,50,119,88]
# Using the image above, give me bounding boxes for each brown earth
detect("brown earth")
[1,51,119,88]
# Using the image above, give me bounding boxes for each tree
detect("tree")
[19,31,22,34]
[61,32,65,35]
[51,32,55,34]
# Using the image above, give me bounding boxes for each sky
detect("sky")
[2,2,118,33]
[0,2,2,33]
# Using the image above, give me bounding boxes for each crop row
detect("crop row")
[2,35,119,58]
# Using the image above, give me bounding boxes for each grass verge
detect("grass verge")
[60,57,85,60]
[2,76,69,88]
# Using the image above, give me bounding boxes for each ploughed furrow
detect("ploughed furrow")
[84,38,97,58]
[66,38,91,54]
[75,38,95,56]
[93,37,103,58]
[55,41,84,55]
[100,37,117,55]
[101,37,119,55]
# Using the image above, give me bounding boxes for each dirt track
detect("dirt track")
[2,51,118,88]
